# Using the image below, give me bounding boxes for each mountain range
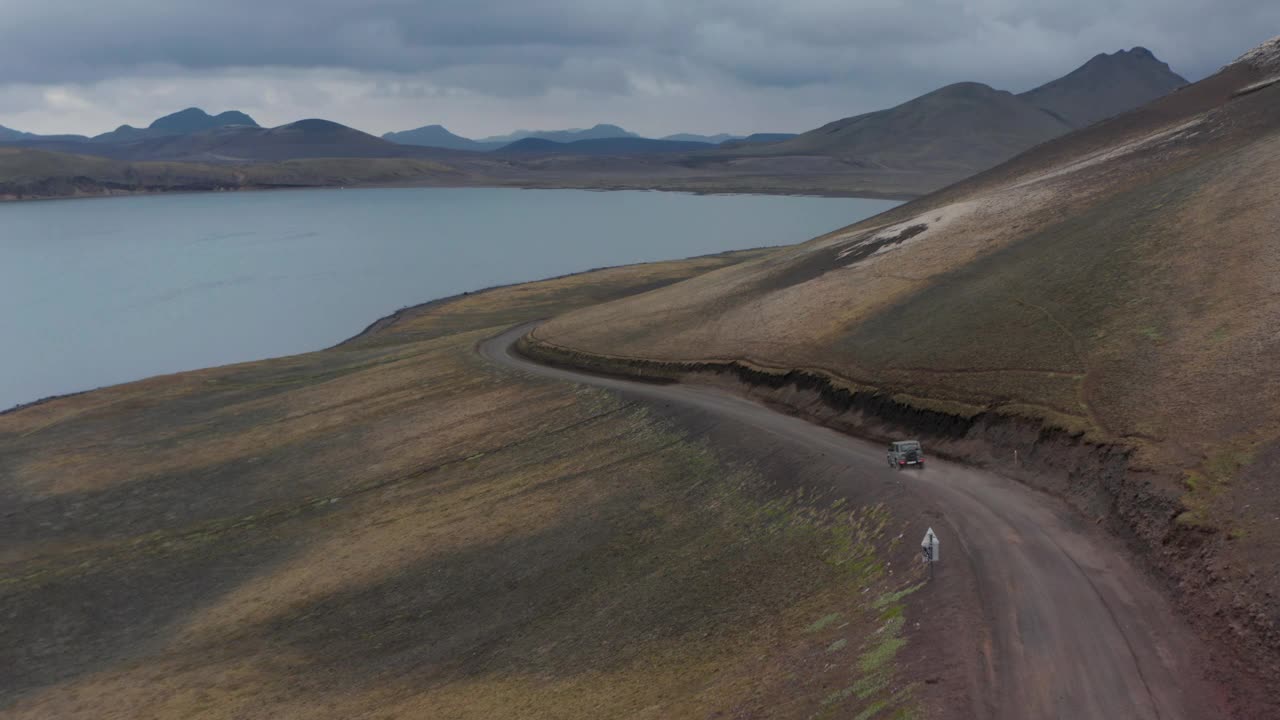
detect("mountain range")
[0,46,1193,197]
[1019,46,1188,127]
[4,108,260,146]
[498,136,718,155]
[379,123,781,152]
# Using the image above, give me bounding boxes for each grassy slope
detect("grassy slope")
[538,61,1280,469]
[0,251,921,719]
[533,54,1280,693]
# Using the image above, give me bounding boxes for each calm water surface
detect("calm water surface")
[0,188,898,410]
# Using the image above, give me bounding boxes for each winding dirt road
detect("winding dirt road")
[480,323,1224,720]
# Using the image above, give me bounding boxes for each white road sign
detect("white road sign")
[921,527,940,563]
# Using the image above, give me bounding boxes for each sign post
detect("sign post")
[921,527,940,579]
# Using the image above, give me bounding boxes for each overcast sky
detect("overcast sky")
[1,1,1276,138]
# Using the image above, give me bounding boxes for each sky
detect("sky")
[1,1,1276,138]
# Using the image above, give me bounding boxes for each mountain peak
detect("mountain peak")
[149,108,259,133]
[1085,47,1167,69]
[1019,47,1187,128]
[148,107,209,129]
[279,119,350,132]
[382,124,489,151]
[930,81,1001,98]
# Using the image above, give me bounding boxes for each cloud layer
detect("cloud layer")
[1,0,1276,136]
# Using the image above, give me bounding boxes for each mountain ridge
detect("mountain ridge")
[712,47,1187,182]
[1018,47,1188,127]
[91,107,260,144]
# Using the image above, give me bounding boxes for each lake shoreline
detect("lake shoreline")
[0,248,775,418]
[1,188,897,411]
[0,177,920,205]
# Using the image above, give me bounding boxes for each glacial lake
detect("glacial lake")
[0,188,898,410]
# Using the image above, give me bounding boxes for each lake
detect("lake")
[0,188,898,410]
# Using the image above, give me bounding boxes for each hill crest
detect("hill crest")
[1230,34,1280,72]
[1018,47,1188,127]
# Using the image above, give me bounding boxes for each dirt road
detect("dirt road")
[480,323,1225,719]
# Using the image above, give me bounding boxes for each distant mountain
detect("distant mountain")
[741,133,799,144]
[150,108,258,133]
[0,125,32,142]
[382,124,501,152]
[0,125,89,143]
[382,122,640,151]
[718,133,799,149]
[15,119,455,163]
[661,133,742,144]
[744,82,1072,172]
[478,123,639,145]
[1019,47,1189,128]
[497,136,715,156]
[723,48,1186,178]
[92,108,259,143]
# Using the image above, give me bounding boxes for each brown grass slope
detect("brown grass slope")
[0,250,926,719]
[535,37,1280,710]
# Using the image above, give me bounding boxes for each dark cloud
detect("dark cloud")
[4,0,1277,86]
[1,1,1276,136]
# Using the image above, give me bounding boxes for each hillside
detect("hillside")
[0,249,929,719]
[1020,47,1188,127]
[530,36,1280,716]
[6,120,462,164]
